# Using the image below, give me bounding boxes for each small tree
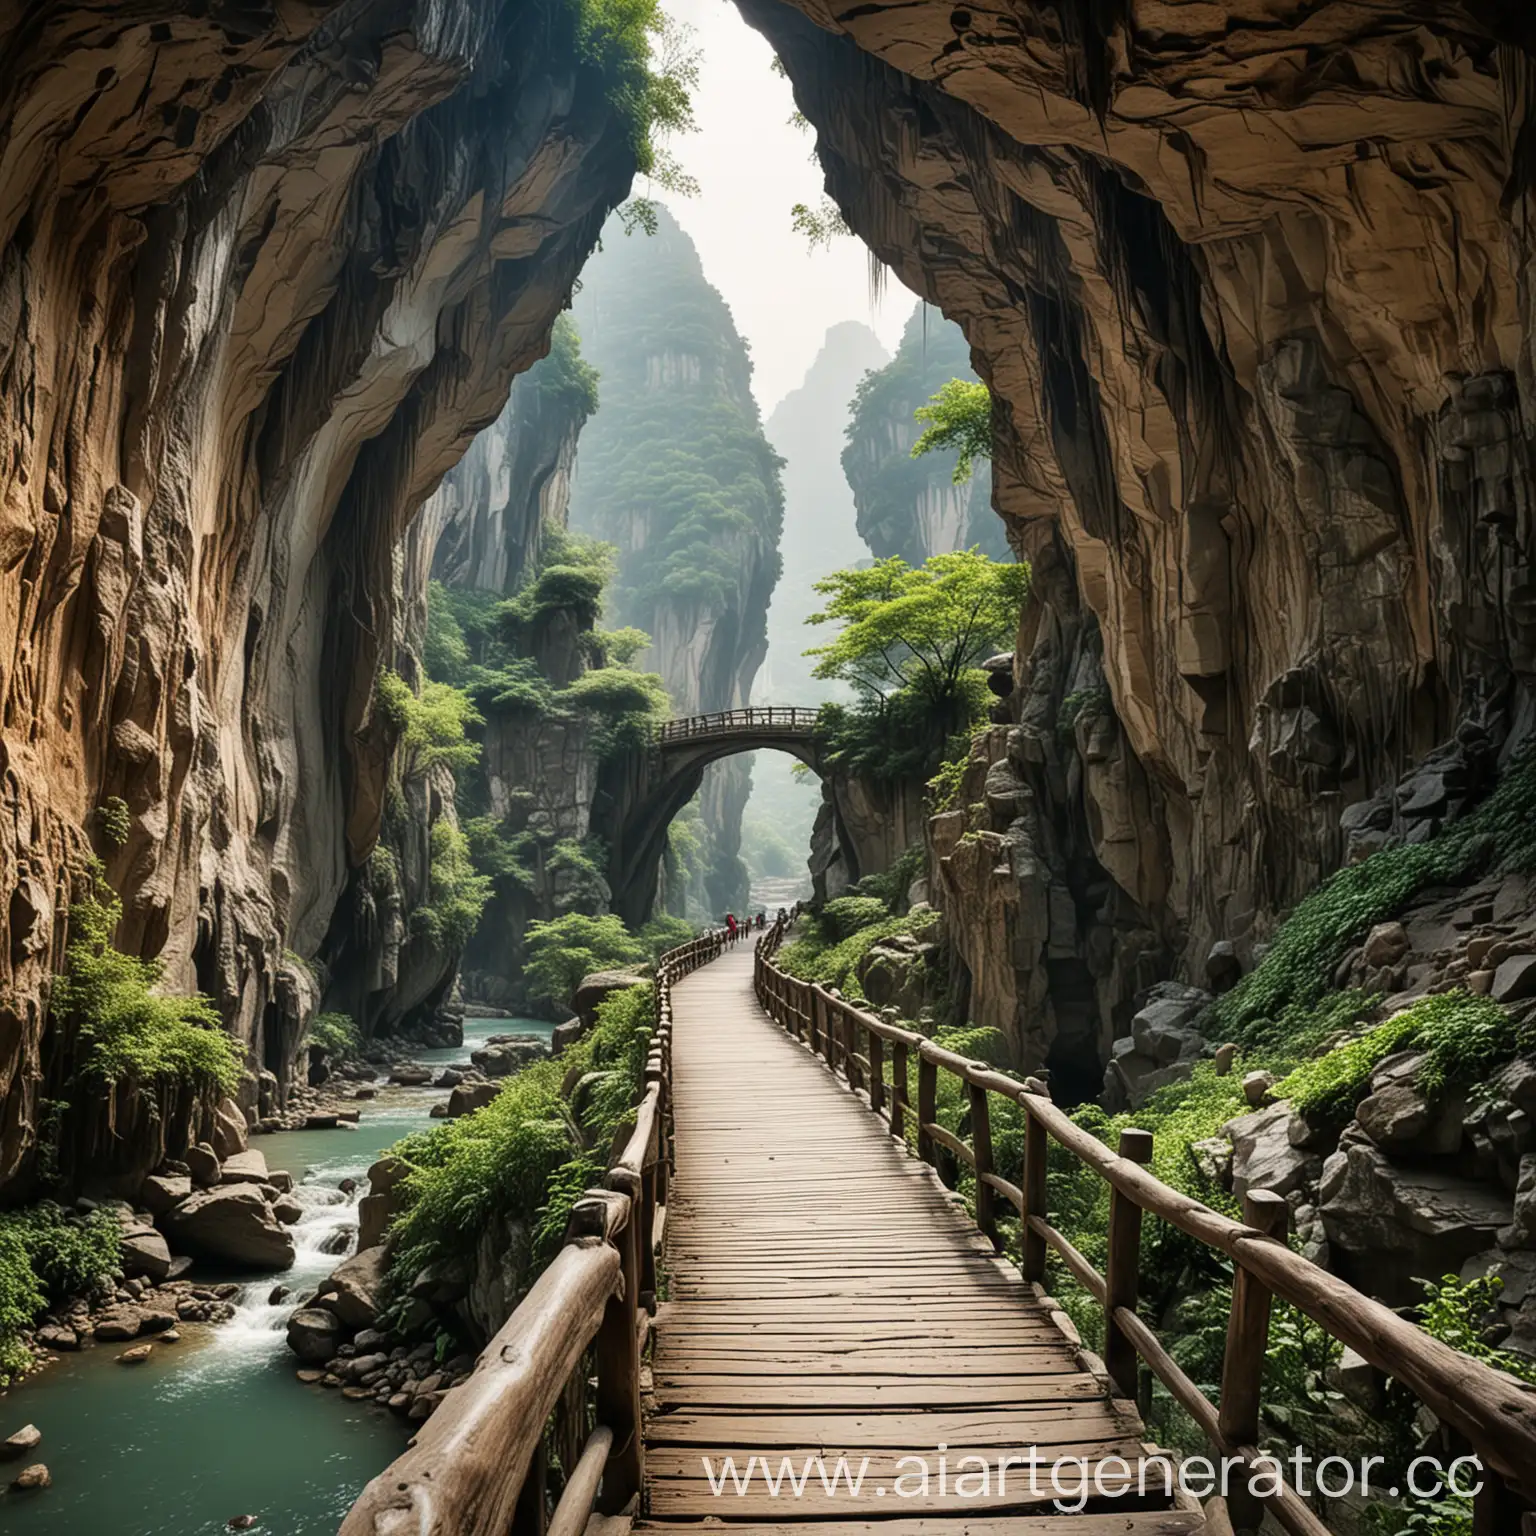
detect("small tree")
[911,378,992,485]
[522,914,649,1014]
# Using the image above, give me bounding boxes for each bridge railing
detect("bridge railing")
[753,917,1536,1535]
[655,706,821,744]
[340,927,727,1536]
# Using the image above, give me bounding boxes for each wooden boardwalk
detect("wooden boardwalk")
[641,945,1201,1536]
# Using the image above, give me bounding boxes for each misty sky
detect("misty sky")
[652,0,917,413]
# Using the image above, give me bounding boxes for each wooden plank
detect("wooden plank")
[635,1516,1202,1536]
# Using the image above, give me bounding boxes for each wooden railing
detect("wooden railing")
[655,706,820,745]
[753,918,1536,1535]
[340,927,726,1536]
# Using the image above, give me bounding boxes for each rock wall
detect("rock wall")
[842,306,1004,563]
[741,0,1536,1084]
[569,207,784,917]
[0,3,638,1192]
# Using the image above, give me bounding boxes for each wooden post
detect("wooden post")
[1022,1098,1048,1282]
[846,1016,862,1094]
[868,1030,886,1117]
[917,1054,938,1166]
[511,1438,547,1536]
[1220,1188,1289,1535]
[970,1081,997,1249]
[638,1159,657,1312]
[594,1207,643,1511]
[1104,1128,1154,1402]
[890,1039,908,1140]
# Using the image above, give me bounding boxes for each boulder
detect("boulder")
[1362,921,1411,969]
[389,1064,433,1086]
[1328,1347,1383,1412]
[94,1307,142,1341]
[409,1255,471,1306]
[470,1037,547,1078]
[116,1344,153,1365]
[286,1308,342,1363]
[1,1425,40,1461]
[273,1195,304,1225]
[1320,1135,1512,1303]
[11,1463,50,1491]
[139,1172,192,1216]
[210,1097,250,1159]
[448,1081,501,1118]
[1225,1104,1321,1202]
[186,1143,222,1187]
[325,1246,386,1330]
[218,1149,270,1186]
[164,1185,296,1270]
[1205,941,1241,993]
[572,971,647,1029]
[1242,1071,1275,1108]
[551,1017,584,1055]
[1131,983,1211,1062]
[1355,1083,1433,1150]
[35,1324,77,1350]
[1493,954,1536,1004]
[119,1223,172,1282]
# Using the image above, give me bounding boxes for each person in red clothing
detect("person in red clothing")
[725,913,737,940]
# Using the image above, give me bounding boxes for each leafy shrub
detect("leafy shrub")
[97,796,131,848]
[1275,990,1524,1123]
[309,1012,361,1059]
[814,896,891,941]
[639,914,695,955]
[522,913,649,1013]
[384,983,655,1310]
[1212,745,1536,1047]
[911,377,992,484]
[412,823,493,951]
[1056,686,1110,743]
[0,1203,121,1383]
[51,874,241,1094]
[376,672,482,777]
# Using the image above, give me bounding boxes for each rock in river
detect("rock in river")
[165,1185,296,1270]
[471,1036,548,1078]
[11,1463,50,1491]
[324,1246,386,1330]
[2,1425,40,1460]
[119,1221,173,1282]
[286,1309,342,1363]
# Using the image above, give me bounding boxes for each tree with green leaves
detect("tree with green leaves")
[522,913,649,1012]
[806,550,1028,782]
[912,378,992,485]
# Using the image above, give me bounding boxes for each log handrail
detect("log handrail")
[341,926,727,1536]
[752,915,1536,1530]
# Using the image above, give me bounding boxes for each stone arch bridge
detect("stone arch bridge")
[596,707,847,924]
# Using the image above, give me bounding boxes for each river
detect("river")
[4,1015,552,1535]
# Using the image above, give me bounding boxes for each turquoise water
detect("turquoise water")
[2,1016,552,1534]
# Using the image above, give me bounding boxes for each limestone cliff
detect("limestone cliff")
[740,0,1536,1082]
[842,306,1004,563]
[746,321,888,886]
[570,207,784,917]
[0,3,639,1193]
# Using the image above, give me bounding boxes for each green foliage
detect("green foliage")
[412,822,493,951]
[926,735,975,811]
[1212,745,1536,1048]
[849,845,925,913]
[309,1012,361,1059]
[911,378,992,485]
[556,664,671,761]
[813,896,891,941]
[0,1203,122,1383]
[776,908,936,1004]
[385,983,655,1309]
[97,796,131,849]
[569,203,783,634]
[740,811,797,880]
[843,307,1005,564]
[530,313,600,418]
[791,198,852,250]
[807,551,1026,784]
[522,913,648,1013]
[377,672,482,778]
[639,914,696,955]
[1275,990,1524,1123]
[597,626,651,665]
[51,874,241,1094]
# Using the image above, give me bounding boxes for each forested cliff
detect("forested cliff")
[570,207,784,916]
[843,306,1005,563]
[0,2,641,1195]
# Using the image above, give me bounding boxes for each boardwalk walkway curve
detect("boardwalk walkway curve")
[343,922,1536,1536]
